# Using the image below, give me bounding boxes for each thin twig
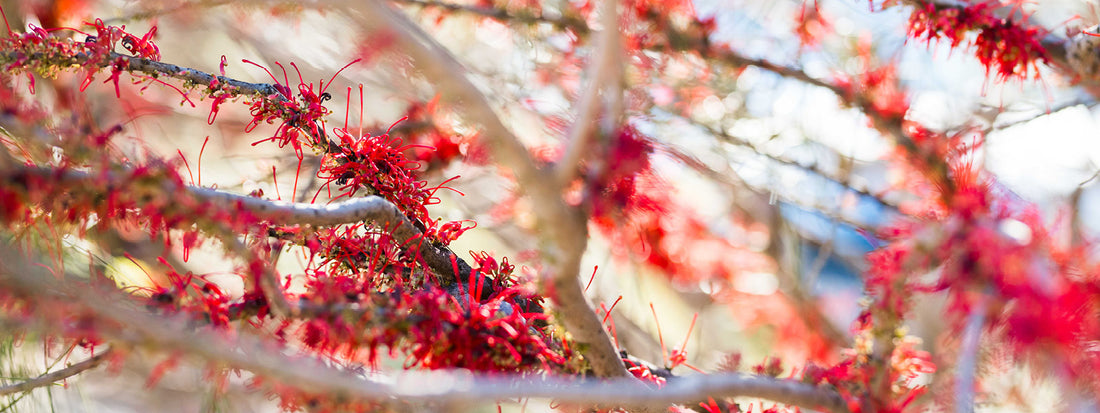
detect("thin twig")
[658,143,885,232]
[769,212,852,350]
[955,294,988,413]
[0,348,114,397]
[394,0,589,34]
[683,118,903,214]
[985,100,1098,134]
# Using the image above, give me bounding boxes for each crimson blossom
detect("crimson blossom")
[1,0,1099,412]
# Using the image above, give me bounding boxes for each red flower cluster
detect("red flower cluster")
[320,123,442,230]
[904,1,1050,80]
[0,17,567,400]
[0,17,182,101]
[864,118,1100,401]
[288,247,565,373]
[242,60,358,158]
[399,97,482,172]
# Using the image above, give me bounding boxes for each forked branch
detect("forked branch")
[350,0,630,381]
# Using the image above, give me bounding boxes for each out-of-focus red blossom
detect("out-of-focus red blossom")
[411,131,465,168]
[624,0,696,20]
[904,1,1050,80]
[146,264,233,328]
[834,37,908,121]
[397,98,483,171]
[31,0,91,29]
[890,337,936,384]
[792,322,935,412]
[588,126,663,224]
[756,297,837,362]
[586,129,771,289]
[752,357,784,377]
[670,86,717,118]
[584,128,832,363]
[934,191,1100,362]
[867,116,1100,399]
[795,1,833,49]
[864,242,915,316]
[354,30,397,65]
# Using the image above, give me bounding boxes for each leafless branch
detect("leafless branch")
[769,212,852,349]
[955,295,989,413]
[0,348,114,397]
[555,0,624,185]
[682,116,903,214]
[378,0,944,193]
[104,0,234,23]
[394,0,589,34]
[658,143,884,232]
[985,100,1098,134]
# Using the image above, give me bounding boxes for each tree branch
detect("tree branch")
[4,165,471,287]
[0,246,850,413]
[375,0,938,190]
[394,0,589,34]
[349,0,630,381]
[0,51,282,99]
[769,215,852,350]
[554,0,624,185]
[681,116,904,215]
[0,348,114,397]
[955,294,989,413]
[351,0,541,187]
